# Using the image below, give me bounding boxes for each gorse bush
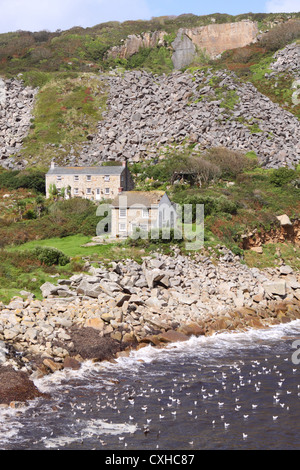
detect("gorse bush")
[32,246,70,266]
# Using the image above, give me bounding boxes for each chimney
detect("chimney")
[118,187,123,193]
[50,160,55,169]
[122,160,127,168]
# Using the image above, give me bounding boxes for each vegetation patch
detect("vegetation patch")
[19,73,107,166]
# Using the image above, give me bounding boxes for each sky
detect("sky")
[0,0,299,34]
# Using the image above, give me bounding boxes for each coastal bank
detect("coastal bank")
[0,246,300,405]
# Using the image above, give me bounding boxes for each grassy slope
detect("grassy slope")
[19,72,108,168]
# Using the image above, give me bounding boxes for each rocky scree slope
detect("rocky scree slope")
[0,78,37,168]
[76,67,300,169]
[0,44,299,170]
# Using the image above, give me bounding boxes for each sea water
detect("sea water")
[0,320,299,451]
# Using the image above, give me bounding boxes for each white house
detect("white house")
[110,191,177,238]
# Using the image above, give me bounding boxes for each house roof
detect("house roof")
[111,191,166,208]
[46,165,125,176]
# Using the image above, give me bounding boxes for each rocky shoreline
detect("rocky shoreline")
[0,247,300,406]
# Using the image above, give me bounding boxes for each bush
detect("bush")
[269,167,297,187]
[0,169,45,193]
[173,193,239,220]
[260,20,300,52]
[32,246,70,266]
[205,147,257,179]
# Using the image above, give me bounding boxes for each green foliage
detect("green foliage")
[32,245,70,266]
[20,74,107,165]
[172,193,239,219]
[0,169,45,193]
[269,167,298,187]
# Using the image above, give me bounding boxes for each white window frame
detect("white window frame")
[142,208,149,218]
[86,175,91,181]
[119,208,127,218]
[105,188,110,195]
[104,175,110,182]
[74,188,79,195]
[119,223,126,232]
[57,175,62,182]
[74,175,79,181]
[86,188,92,195]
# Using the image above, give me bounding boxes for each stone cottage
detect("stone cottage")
[45,161,134,200]
[110,191,177,238]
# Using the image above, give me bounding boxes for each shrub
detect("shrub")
[32,246,70,266]
[0,169,45,193]
[205,147,257,179]
[260,19,300,52]
[173,193,239,220]
[269,167,297,187]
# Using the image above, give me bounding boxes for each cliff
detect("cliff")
[106,20,259,69]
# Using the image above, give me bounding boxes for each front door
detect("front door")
[96,188,101,200]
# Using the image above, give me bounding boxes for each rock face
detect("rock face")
[171,33,196,70]
[107,31,167,60]
[0,78,37,168]
[77,68,300,169]
[172,21,258,68]
[106,21,258,70]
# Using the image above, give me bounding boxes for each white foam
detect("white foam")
[43,419,138,449]
[33,320,300,390]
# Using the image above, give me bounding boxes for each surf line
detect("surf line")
[105,455,139,467]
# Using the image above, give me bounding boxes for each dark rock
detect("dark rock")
[67,326,122,361]
[0,366,48,405]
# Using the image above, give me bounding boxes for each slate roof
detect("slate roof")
[46,165,125,176]
[111,191,166,208]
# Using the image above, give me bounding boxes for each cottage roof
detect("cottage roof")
[111,191,166,208]
[46,165,125,176]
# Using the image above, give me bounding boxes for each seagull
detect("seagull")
[243,433,248,440]
[273,416,278,421]
[224,423,230,429]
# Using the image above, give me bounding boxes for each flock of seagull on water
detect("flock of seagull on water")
[59,353,300,449]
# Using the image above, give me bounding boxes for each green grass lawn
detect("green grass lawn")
[7,234,102,257]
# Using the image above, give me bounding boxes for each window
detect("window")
[119,208,127,218]
[119,223,126,232]
[104,175,110,182]
[86,175,91,181]
[140,224,148,232]
[105,188,110,195]
[74,175,79,181]
[57,175,62,182]
[142,209,149,218]
[86,188,92,195]
[74,188,79,195]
